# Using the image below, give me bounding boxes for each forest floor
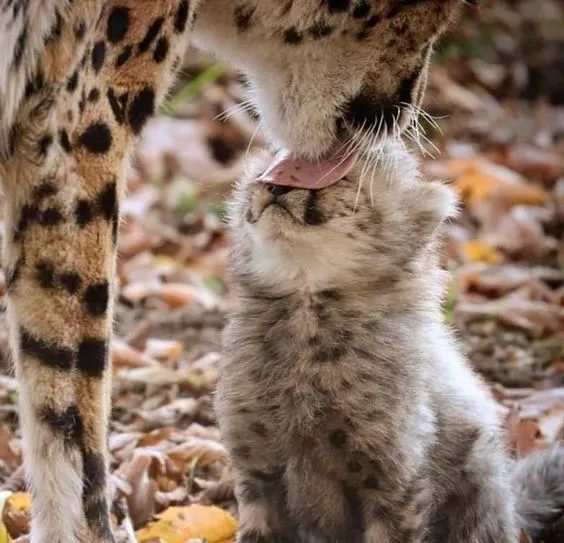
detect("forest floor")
[0,1,561,541]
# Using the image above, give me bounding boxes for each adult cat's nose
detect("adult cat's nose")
[266,184,293,198]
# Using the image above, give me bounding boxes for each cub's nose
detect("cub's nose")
[266,184,293,198]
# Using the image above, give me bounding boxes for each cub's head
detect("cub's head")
[228,148,457,295]
[193,0,467,158]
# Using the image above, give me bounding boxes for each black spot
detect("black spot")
[75,19,87,40]
[35,261,56,289]
[309,22,334,39]
[46,11,62,42]
[38,207,63,226]
[356,14,381,40]
[304,191,326,225]
[91,41,106,73]
[314,343,346,364]
[283,27,302,44]
[77,338,107,377]
[38,405,83,446]
[78,122,112,154]
[32,181,57,205]
[115,45,132,67]
[20,329,74,370]
[24,70,44,97]
[234,4,255,31]
[82,451,106,496]
[344,88,398,130]
[106,6,130,43]
[79,90,86,113]
[249,469,283,483]
[75,200,93,228]
[319,289,340,301]
[83,282,109,317]
[66,70,79,92]
[250,422,268,437]
[13,24,27,68]
[128,87,155,135]
[60,273,82,294]
[330,430,347,447]
[138,17,164,53]
[111,211,119,247]
[83,498,112,538]
[174,1,189,33]
[364,475,379,489]
[88,88,100,102]
[352,0,371,18]
[328,0,350,12]
[365,14,382,28]
[106,88,127,124]
[347,460,363,473]
[153,36,169,63]
[59,129,72,152]
[38,135,53,156]
[97,182,118,221]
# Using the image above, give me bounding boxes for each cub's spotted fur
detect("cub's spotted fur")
[221,148,564,543]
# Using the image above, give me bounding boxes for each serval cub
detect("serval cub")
[218,146,564,543]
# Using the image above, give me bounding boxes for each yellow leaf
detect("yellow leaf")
[6,494,30,513]
[461,240,504,264]
[136,505,237,543]
[0,491,12,543]
[0,522,10,543]
[441,158,548,206]
[3,492,30,539]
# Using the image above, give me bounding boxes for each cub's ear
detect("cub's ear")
[410,181,459,239]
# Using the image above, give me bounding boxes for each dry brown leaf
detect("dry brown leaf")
[0,426,20,471]
[112,339,158,369]
[167,438,229,469]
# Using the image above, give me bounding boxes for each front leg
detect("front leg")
[362,476,432,543]
[235,469,294,543]
[217,391,295,542]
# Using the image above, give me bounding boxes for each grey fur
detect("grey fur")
[218,147,564,543]
[513,445,564,537]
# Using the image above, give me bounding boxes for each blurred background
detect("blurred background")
[0,0,562,541]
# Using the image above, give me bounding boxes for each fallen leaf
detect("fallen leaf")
[460,240,504,264]
[136,504,237,543]
[2,493,30,540]
[436,157,549,206]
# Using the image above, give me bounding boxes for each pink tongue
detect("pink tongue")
[257,146,357,190]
